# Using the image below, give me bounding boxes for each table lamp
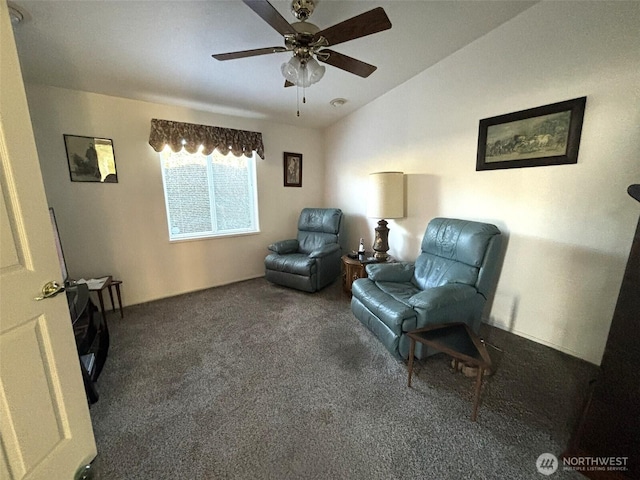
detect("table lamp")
[367,172,404,261]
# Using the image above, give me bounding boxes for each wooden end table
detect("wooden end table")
[407,322,492,421]
[341,253,394,294]
[86,276,124,322]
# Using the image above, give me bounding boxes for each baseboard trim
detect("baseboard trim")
[125,274,266,308]
[484,319,601,366]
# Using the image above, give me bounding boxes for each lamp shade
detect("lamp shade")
[367,172,404,219]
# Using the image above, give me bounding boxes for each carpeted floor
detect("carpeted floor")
[89,278,598,479]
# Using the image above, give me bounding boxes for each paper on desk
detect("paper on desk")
[76,276,109,289]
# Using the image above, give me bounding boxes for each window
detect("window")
[159,148,259,241]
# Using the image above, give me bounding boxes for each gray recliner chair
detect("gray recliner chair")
[265,208,344,292]
[351,217,502,360]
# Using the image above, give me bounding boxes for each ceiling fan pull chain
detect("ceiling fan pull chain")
[296,85,300,117]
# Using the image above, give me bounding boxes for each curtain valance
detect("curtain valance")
[148,118,265,159]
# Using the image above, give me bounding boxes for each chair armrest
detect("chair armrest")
[309,243,340,258]
[366,262,415,282]
[408,284,477,310]
[268,239,299,254]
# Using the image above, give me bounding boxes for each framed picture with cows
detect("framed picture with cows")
[476,96,586,171]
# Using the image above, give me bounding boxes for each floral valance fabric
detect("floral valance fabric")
[148,118,265,159]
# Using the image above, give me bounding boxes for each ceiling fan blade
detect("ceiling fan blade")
[243,0,297,36]
[284,80,294,88]
[212,46,287,61]
[317,50,377,78]
[313,7,392,47]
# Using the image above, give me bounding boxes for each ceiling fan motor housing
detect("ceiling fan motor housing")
[286,23,323,59]
[291,0,315,21]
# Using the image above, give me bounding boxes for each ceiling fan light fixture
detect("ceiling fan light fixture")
[281,56,302,84]
[281,56,325,88]
[305,57,325,85]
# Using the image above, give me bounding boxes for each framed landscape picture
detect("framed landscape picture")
[64,134,118,182]
[284,152,302,187]
[476,96,586,171]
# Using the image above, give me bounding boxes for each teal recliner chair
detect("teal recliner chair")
[265,208,344,293]
[351,217,502,360]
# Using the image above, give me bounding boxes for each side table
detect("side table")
[86,276,124,323]
[407,322,492,421]
[341,253,393,294]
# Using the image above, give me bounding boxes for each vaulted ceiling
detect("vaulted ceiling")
[11,0,537,128]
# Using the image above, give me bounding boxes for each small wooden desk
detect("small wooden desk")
[87,276,124,322]
[407,322,492,421]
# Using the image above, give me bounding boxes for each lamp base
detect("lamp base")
[373,219,390,262]
[374,251,389,262]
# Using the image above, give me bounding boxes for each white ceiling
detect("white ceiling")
[11,0,537,129]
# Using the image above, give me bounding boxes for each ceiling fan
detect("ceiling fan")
[212,0,392,89]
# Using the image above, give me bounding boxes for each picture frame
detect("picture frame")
[283,152,302,187]
[64,134,118,182]
[476,96,586,171]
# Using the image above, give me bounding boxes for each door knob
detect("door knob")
[35,281,65,300]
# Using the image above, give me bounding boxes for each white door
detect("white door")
[0,3,97,479]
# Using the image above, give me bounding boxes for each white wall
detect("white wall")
[26,85,325,306]
[324,1,640,365]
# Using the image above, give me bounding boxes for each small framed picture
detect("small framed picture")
[284,152,302,187]
[64,134,118,182]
